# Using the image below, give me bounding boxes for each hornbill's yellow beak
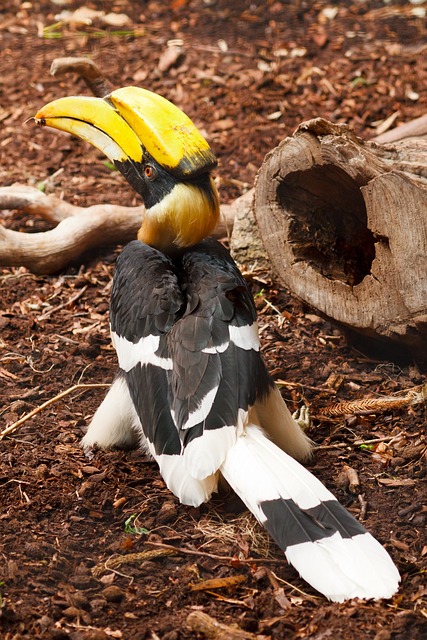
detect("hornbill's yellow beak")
[34,86,220,251]
[34,86,217,179]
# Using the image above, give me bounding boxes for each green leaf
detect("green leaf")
[350,76,370,88]
[103,160,117,171]
[124,514,149,535]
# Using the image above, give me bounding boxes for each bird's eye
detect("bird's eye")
[144,165,157,180]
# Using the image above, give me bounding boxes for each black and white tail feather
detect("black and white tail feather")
[83,238,400,603]
[220,424,399,602]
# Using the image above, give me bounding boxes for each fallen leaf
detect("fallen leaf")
[171,0,187,8]
[212,119,234,131]
[80,465,101,475]
[312,32,328,48]
[274,587,292,610]
[290,47,307,58]
[102,13,130,27]
[55,7,104,26]
[320,7,338,20]
[266,111,282,121]
[104,630,123,639]
[158,45,184,73]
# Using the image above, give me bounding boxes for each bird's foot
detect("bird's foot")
[292,405,311,431]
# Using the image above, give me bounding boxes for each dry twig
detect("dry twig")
[37,285,88,321]
[268,569,320,601]
[187,610,268,640]
[190,575,247,592]
[144,540,286,565]
[358,494,368,521]
[0,383,110,440]
[315,430,421,451]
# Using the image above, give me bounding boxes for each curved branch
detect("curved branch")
[0,203,143,274]
[0,185,242,274]
[0,184,86,223]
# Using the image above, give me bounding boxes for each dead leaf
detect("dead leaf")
[171,0,187,8]
[312,31,328,48]
[55,7,104,26]
[102,13,130,27]
[104,630,123,639]
[133,69,149,83]
[390,537,411,552]
[320,7,338,20]
[290,47,307,58]
[325,373,345,390]
[158,45,184,73]
[266,111,282,121]
[212,119,234,131]
[274,587,292,610]
[342,464,360,493]
[80,465,101,475]
[375,110,400,136]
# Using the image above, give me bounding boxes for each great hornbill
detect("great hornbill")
[34,87,400,602]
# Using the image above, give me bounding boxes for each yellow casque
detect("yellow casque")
[35,86,217,178]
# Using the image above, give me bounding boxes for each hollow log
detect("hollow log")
[254,118,427,351]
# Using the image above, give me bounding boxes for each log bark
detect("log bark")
[229,189,270,272]
[254,118,427,351]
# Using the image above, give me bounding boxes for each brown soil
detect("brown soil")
[0,1,426,639]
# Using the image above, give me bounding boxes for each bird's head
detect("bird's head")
[34,86,219,253]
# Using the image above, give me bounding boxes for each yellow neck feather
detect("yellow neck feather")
[138,177,220,252]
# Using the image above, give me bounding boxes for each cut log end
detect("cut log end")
[254,119,427,353]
